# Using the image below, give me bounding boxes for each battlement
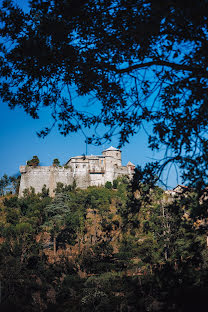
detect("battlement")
[19,147,135,197]
[20,165,72,173]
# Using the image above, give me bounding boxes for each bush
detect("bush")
[53,158,60,166]
[113,179,118,189]
[27,156,39,167]
[105,181,112,189]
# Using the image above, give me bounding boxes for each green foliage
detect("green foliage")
[115,177,129,212]
[27,155,40,167]
[105,181,112,189]
[5,206,20,225]
[44,193,72,251]
[78,241,114,274]
[0,174,20,195]
[15,222,33,234]
[0,233,50,311]
[43,188,89,253]
[45,193,70,222]
[2,0,208,184]
[41,184,49,197]
[0,174,9,196]
[53,158,60,166]
[0,169,208,311]
[55,181,76,194]
[3,189,52,231]
[86,187,112,215]
[118,235,139,261]
[137,237,161,265]
[112,179,118,189]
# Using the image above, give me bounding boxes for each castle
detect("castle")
[19,146,135,196]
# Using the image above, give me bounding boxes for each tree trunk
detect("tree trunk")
[162,204,168,261]
[53,236,56,257]
[93,210,97,244]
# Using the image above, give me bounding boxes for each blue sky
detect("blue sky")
[0,0,181,189]
[0,98,180,188]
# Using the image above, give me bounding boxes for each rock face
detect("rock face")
[19,146,135,197]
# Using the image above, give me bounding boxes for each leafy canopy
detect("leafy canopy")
[1,0,208,183]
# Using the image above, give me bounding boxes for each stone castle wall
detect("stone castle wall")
[19,147,135,197]
[19,166,74,197]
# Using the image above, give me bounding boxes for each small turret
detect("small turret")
[127,161,135,173]
[102,146,121,166]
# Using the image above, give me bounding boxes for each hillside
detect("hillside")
[0,171,208,312]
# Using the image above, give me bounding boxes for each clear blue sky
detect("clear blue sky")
[0,99,180,188]
[0,0,181,189]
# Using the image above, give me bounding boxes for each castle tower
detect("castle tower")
[102,146,122,167]
[19,146,135,197]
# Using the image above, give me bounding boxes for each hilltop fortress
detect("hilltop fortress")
[19,147,135,197]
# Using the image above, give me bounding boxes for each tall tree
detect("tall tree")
[0,174,9,196]
[44,193,71,255]
[1,0,208,182]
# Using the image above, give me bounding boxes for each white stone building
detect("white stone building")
[19,146,135,196]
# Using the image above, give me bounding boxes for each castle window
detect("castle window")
[76,165,79,168]
[116,153,118,157]
[83,165,86,168]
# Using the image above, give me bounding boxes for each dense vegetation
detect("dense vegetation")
[1,1,208,310]
[1,0,208,184]
[0,168,208,311]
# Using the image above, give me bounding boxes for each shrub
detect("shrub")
[105,181,112,189]
[53,158,60,166]
[27,156,39,167]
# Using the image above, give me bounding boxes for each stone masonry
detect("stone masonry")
[19,146,135,197]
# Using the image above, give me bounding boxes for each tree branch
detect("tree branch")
[114,60,204,74]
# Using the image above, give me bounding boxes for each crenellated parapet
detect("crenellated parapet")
[19,147,135,197]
